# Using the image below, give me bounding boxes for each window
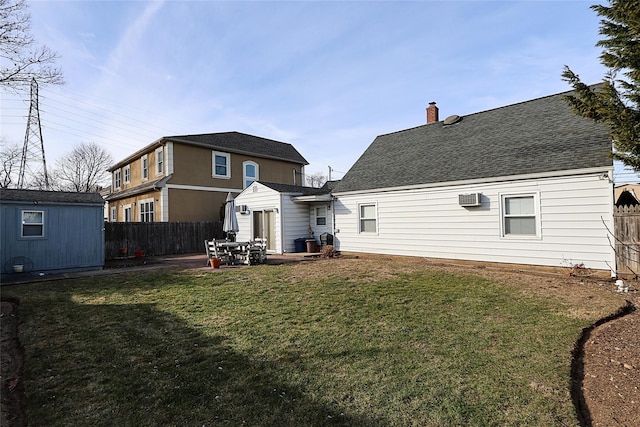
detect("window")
[22,210,44,237]
[359,203,377,233]
[124,205,132,222]
[139,199,154,222]
[156,147,164,175]
[316,206,327,226]
[123,165,130,184]
[141,155,149,180]
[213,151,230,178]
[243,161,258,188]
[114,169,121,189]
[110,207,117,222]
[501,194,539,237]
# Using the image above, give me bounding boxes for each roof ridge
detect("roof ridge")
[377,85,603,139]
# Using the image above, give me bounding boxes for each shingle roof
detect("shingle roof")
[0,189,104,205]
[109,131,308,171]
[166,132,308,165]
[105,176,170,202]
[258,181,331,196]
[333,90,613,193]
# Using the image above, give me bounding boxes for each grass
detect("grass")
[4,256,624,426]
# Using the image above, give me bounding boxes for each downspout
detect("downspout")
[331,195,338,251]
[279,194,286,253]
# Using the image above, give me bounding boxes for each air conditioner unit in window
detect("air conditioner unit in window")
[236,205,250,214]
[458,193,482,207]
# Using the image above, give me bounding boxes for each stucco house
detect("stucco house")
[234,181,336,253]
[329,89,616,272]
[0,189,105,277]
[105,132,308,222]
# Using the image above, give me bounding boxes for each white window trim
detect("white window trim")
[213,151,231,179]
[141,154,149,181]
[358,202,378,234]
[155,147,164,176]
[499,191,541,239]
[243,160,259,188]
[123,165,130,184]
[114,169,121,189]
[21,209,45,238]
[110,206,117,222]
[315,206,327,226]
[138,197,155,222]
[123,204,133,222]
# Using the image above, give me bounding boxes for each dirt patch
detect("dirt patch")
[1,256,638,426]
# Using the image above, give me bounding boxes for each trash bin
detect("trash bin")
[320,232,333,246]
[306,239,318,253]
[294,238,306,253]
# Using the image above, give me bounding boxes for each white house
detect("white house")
[235,181,335,253]
[330,89,616,273]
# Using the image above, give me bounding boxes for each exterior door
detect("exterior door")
[253,210,275,251]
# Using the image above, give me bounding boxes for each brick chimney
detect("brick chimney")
[426,101,439,124]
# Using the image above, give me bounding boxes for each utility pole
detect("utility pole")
[18,78,49,189]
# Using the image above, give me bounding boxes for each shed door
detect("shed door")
[253,210,275,251]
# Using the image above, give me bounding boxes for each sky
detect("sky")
[2,0,639,184]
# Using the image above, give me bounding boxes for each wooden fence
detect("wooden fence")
[614,205,640,277]
[104,221,224,259]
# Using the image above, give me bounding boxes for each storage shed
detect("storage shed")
[1,189,105,278]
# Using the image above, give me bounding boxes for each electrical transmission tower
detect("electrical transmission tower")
[18,78,49,189]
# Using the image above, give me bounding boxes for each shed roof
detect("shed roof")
[333,89,613,193]
[0,189,104,205]
[257,181,331,196]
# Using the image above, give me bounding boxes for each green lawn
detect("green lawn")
[4,257,623,426]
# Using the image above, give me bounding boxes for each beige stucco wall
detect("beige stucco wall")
[167,188,227,222]
[112,146,165,191]
[108,191,160,222]
[108,141,305,222]
[170,143,303,188]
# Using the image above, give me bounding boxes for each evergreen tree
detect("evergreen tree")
[562,0,640,171]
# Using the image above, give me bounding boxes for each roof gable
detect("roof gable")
[333,90,613,193]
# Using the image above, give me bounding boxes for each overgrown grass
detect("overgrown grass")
[4,257,623,426]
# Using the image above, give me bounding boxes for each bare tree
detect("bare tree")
[306,171,327,188]
[0,0,63,92]
[0,140,21,188]
[51,142,113,192]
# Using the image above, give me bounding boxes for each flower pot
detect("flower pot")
[119,248,127,255]
[211,258,221,269]
[135,250,145,258]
